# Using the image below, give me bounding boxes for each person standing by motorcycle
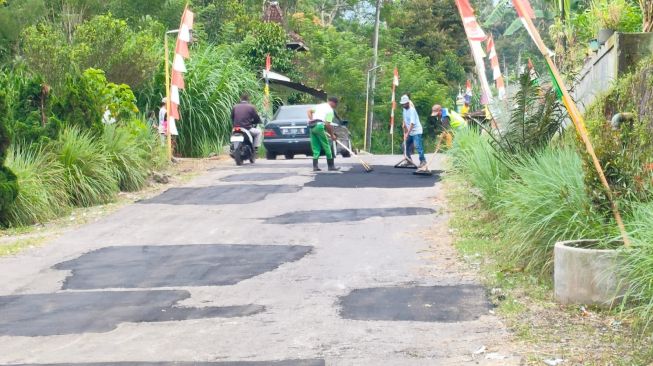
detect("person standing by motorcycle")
[307,97,340,172]
[231,93,263,150]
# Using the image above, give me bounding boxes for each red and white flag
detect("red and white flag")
[390,67,399,134]
[454,0,492,104]
[169,7,194,120]
[455,0,486,41]
[486,34,505,100]
[512,0,554,56]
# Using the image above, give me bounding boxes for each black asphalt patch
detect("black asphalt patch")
[0,290,263,336]
[220,172,295,182]
[140,185,301,205]
[306,165,441,189]
[339,285,490,322]
[55,244,313,289]
[12,361,325,366]
[264,207,436,224]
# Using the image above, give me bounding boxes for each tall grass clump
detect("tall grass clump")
[498,147,608,273]
[3,144,69,226]
[620,203,653,330]
[55,128,118,207]
[102,124,149,192]
[449,128,510,206]
[176,45,263,157]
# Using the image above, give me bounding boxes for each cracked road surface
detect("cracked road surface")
[0,155,518,365]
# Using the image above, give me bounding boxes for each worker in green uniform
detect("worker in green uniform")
[307,97,340,172]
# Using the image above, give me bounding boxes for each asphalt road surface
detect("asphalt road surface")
[0,155,518,365]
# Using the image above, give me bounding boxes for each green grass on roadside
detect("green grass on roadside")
[445,173,653,365]
[0,236,47,257]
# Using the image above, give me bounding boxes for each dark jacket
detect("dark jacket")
[231,101,262,129]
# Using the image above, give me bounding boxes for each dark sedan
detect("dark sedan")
[262,105,352,160]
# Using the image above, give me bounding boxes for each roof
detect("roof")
[263,1,284,24]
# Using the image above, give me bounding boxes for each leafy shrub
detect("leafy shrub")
[101,124,149,192]
[55,128,118,207]
[52,68,139,135]
[449,128,510,206]
[21,14,161,89]
[4,144,69,226]
[583,58,653,216]
[498,147,609,273]
[0,109,18,221]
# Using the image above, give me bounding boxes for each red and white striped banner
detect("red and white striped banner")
[454,0,492,105]
[486,35,505,100]
[169,7,194,120]
[390,67,399,134]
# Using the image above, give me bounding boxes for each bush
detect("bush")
[0,111,18,221]
[55,128,118,207]
[101,124,149,192]
[621,202,653,329]
[4,144,69,226]
[498,147,609,273]
[449,128,510,206]
[174,45,262,157]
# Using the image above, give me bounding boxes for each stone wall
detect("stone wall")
[573,32,653,113]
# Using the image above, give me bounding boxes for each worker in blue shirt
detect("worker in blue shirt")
[400,95,426,167]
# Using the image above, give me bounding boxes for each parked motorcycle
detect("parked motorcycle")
[229,127,256,166]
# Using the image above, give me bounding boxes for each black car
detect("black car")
[262,105,352,160]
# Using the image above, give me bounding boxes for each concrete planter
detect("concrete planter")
[554,240,624,307]
[598,29,615,44]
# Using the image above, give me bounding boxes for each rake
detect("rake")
[335,140,373,173]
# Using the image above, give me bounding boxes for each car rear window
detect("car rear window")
[274,105,314,121]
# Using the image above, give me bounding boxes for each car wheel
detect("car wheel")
[266,151,277,160]
[284,153,295,160]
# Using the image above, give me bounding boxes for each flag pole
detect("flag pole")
[515,1,630,246]
[164,32,172,161]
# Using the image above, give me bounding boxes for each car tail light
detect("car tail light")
[264,129,276,137]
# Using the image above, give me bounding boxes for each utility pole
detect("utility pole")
[364,0,382,152]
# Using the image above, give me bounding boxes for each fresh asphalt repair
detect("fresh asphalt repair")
[0,155,518,365]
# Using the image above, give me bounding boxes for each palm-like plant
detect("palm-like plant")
[491,73,567,159]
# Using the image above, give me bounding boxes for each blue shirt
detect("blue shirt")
[402,106,423,136]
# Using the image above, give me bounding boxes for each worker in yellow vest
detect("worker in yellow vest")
[432,105,467,147]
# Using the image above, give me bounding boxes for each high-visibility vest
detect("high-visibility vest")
[449,110,467,129]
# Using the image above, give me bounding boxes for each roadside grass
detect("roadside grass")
[445,173,653,365]
[0,157,226,257]
[0,236,48,256]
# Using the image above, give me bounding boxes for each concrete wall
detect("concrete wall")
[573,33,653,113]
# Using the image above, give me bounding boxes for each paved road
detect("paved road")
[0,156,518,365]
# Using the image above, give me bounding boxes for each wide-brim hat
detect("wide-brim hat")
[399,95,410,104]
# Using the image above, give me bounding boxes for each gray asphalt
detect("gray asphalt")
[0,155,518,365]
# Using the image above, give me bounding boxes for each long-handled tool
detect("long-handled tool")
[394,139,417,169]
[413,133,444,177]
[335,140,373,173]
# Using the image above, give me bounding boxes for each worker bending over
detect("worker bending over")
[431,104,467,148]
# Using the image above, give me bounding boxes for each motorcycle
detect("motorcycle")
[230,127,256,166]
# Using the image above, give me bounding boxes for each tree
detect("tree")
[385,0,472,86]
[21,14,162,89]
[240,21,294,74]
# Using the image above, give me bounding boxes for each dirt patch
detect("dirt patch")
[13,361,325,366]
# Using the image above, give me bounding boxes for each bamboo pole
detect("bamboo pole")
[164,33,172,161]
[519,11,630,246]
